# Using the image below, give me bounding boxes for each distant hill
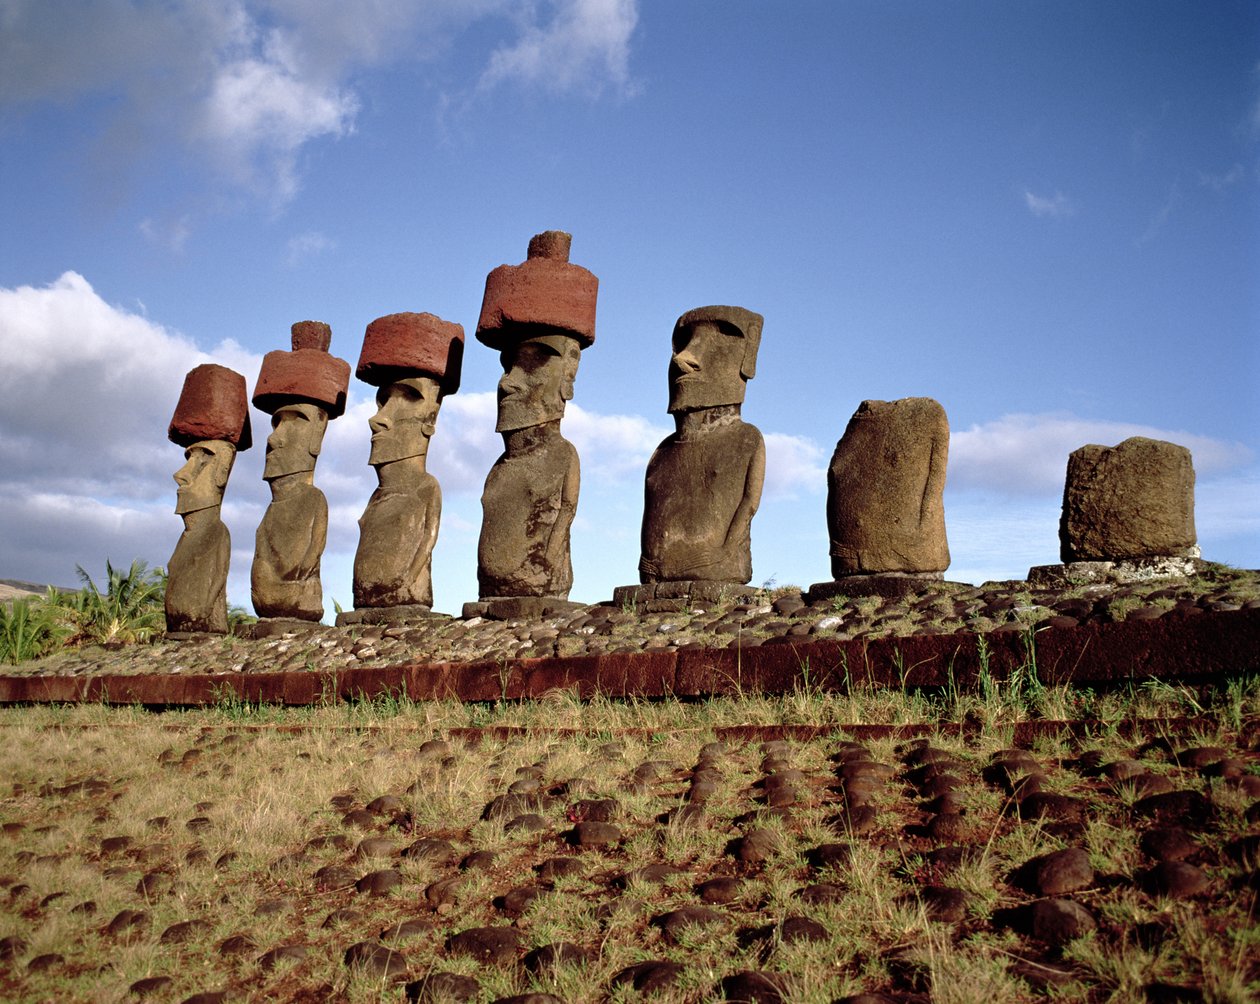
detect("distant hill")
[0,578,77,603]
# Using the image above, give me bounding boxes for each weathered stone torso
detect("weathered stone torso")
[251,483,327,620]
[827,397,950,576]
[353,477,440,608]
[165,517,230,633]
[641,415,764,583]
[478,429,578,598]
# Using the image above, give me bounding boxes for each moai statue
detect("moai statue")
[250,321,350,621]
[1026,436,1201,585]
[808,397,950,601]
[165,364,252,634]
[343,312,463,623]
[472,231,597,617]
[639,306,766,588]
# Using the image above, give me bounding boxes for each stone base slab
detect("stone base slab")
[806,573,949,603]
[240,617,323,639]
[1029,555,1206,587]
[335,605,447,627]
[610,581,758,611]
[163,630,227,642]
[462,596,588,621]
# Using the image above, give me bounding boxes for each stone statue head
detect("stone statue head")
[174,439,237,515]
[368,375,444,465]
[668,305,763,414]
[263,401,329,480]
[495,333,581,433]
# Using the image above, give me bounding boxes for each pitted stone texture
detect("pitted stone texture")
[169,365,252,450]
[1060,437,1196,562]
[166,517,230,634]
[251,483,327,620]
[476,231,598,349]
[827,397,950,576]
[252,323,351,419]
[357,312,465,393]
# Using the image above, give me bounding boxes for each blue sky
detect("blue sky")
[1,0,1256,616]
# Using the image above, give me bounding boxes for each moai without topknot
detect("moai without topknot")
[250,321,350,622]
[614,306,767,610]
[339,311,464,625]
[1029,436,1201,585]
[807,397,951,601]
[165,364,252,635]
[470,230,597,619]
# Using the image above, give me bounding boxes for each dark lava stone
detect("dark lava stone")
[688,779,718,802]
[924,792,964,815]
[129,976,172,995]
[461,849,496,871]
[658,804,706,828]
[405,972,479,1003]
[1128,774,1176,798]
[1017,792,1087,824]
[1008,957,1080,989]
[535,857,585,880]
[569,797,620,822]
[26,953,63,972]
[366,794,405,816]
[832,805,878,835]
[100,835,132,854]
[610,960,685,993]
[1141,827,1199,863]
[1225,834,1260,867]
[341,809,377,829]
[1011,773,1047,799]
[834,995,899,1004]
[344,941,408,980]
[719,969,789,1003]
[1030,897,1096,945]
[1173,746,1230,769]
[254,897,292,916]
[1134,790,1214,828]
[806,842,852,871]
[314,864,357,890]
[180,993,229,1004]
[496,885,543,917]
[697,876,743,903]
[186,816,212,833]
[330,793,358,810]
[136,870,173,898]
[424,876,461,911]
[71,901,96,916]
[1142,982,1205,1003]
[1104,759,1147,780]
[217,933,256,956]
[925,844,982,875]
[568,821,621,847]
[482,793,550,821]
[838,760,895,782]
[356,868,403,896]
[106,908,150,938]
[840,781,877,808]
[796,882,845,905]
[381,917,430,941]
[491,994,564,1004]
[522,942,591,972]
[914,885,969,922]
[446,926,522,964]
[926,813,971,843]
[766,916,822,946]
[654,904,723,943]
[321,909,364,929]
[356,837,397,859]
[403,838,457,864]
[621,863,686,886]
[1143,861,1211,899]
[417,739,452,759]
[159,919,211,944]
[918,774,964,799]
[732,828,778,864]
[1027,848,1094,896]
[257,943,308,970]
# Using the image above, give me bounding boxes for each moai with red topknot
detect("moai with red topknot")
[469,230,597,619]
[250,321,350,622]
[165,364,252,634]
[338,311,464,624]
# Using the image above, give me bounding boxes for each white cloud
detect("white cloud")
[478,0,639,96]
[0,0,641,207]
[948,412,1252,497]
[1023,190,1077,218]
[138,215,192,252]
[763,432,826,501]
[284,229,336,266]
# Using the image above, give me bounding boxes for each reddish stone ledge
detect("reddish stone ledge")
[0,608,1255,707]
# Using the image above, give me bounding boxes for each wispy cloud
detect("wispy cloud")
[1198,163,1247,192]
[138,215,192,252]
[284,230,336,266]
[1023,190,1077,219]
[0,1,642,208]
[1137,181,1181,245]
[478,0,640,97]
